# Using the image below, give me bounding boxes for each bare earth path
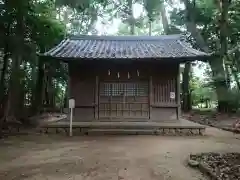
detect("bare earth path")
[0,127,239,180]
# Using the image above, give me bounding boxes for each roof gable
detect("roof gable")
[42,34,209,61]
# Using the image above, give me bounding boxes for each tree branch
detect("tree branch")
[228,44,240,54]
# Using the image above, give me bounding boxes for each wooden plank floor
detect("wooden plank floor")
[41,119,205,129]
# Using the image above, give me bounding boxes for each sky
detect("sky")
[94,1,185,34]
[95,3,144,35]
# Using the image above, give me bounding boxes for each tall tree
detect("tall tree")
[5,0,26,121]
[0,0,66,131]
[181,0,231,112]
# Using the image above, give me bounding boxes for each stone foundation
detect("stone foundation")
[37,127,205,136]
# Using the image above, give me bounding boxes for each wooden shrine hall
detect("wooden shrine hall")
[40,34,209,135]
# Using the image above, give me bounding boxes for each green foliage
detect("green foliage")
[143,0,162,21]
[0,0,67,118]
[190,76,217,107]
[55,0,108,10]
[27,1,65,51]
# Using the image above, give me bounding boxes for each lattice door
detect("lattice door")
[98,81,149,119]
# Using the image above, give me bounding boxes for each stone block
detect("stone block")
[188,159,199,167]
[155,128,164,135]
[163,128,170,135]
[191,129,200,135]
[181,128,190,136]
[175,128,182,135]
[188,129,193,136]
[169,128,176,136]
[56,128,66,134]
[72,128,82,135]
[199,128,205,135]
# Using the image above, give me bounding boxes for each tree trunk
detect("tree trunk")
[230,64,240,90]
[7,57,22,120]
[43,62,54,110]
[205,99,208,108]
[183,0,230,112]
[209,57,229,112]
[183,0,208,52]
[63,85,68,108]
[182,62,192,112]
[149,21,152,36]
[48,68,54,109]
[30,58,37,111]
[0,10,11,113]
[230,55,240,90]
[32,58,44,114]
[220,0,231,90]
[225,62,231,88]
[0,43,9,131]
[215,0,231,112]
[219,0,230,56]
[5,4,24,120]
[127,0,135,35]
[18,80,26,119]
[0,42,9,109]
[160,4,170,35]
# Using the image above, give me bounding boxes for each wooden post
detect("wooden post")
[149,76,153,119]
[177,64,181,120]
[69,107,73,136]
[110,83,112,120]
[67,64,70,113]
[95,76,99,120]
[123,91,126,119]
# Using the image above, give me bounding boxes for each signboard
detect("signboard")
[170,92,175,99]
[68,99,75,137]
[69,99,75,109]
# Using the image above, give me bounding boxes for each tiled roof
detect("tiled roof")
[42,34,209,60]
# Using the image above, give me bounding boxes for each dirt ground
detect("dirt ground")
[0,128,239,180]
[183,111,240,129]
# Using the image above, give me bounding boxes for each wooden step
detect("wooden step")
[86,129,155,135]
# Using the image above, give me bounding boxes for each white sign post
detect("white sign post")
[69,99,75,136]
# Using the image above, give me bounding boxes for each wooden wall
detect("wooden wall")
[68,61,179,121]
[150,63,178,120]
[69,62,96,121]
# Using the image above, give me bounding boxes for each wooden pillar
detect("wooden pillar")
[149,76,153,119]
[110,83,112,120]
[66,64,70,113]
[177,64,181,120]
[94,75,99,119]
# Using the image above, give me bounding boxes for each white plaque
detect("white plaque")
[170,92,175,99]
[69,99,75,108]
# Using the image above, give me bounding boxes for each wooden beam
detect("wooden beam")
[75,105,96,108]
[151,103,178,108]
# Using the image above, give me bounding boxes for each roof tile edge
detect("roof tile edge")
[68,34,182,41]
